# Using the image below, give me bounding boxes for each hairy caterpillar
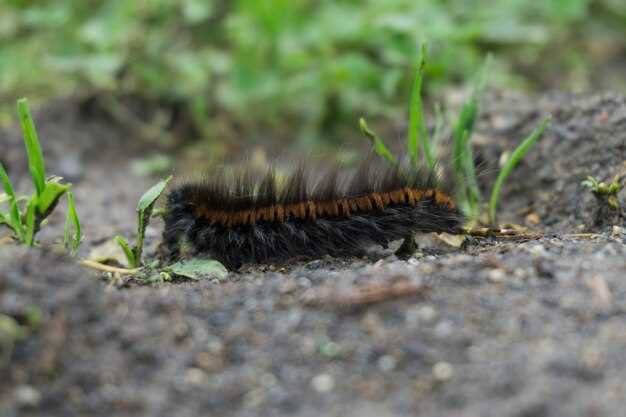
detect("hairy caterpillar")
[162,159,464,269]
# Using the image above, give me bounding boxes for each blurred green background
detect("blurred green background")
[1,0,625,145]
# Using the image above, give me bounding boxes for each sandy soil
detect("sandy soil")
[1,93,625,417]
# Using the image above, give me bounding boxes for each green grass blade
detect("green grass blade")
[24,198,37,246]
[359,118,397,166]
[488,116,551,225]
[64,191,82,255]
[0,163,24,240]
[431,102,445,148]
[17,99,46,196]
[115,235,137,268]
[0,164,17,207]
[462,130,481,207]
[452,55,492,164]
[452,99,479,211]
[451,129,479,220]
[407,43,434,169]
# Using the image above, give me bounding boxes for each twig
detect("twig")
[565,233,601,239]
[79,260,141,275]
[463,227,542,239]
[302,279,430,308]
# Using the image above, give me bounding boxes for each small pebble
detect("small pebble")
[319,340,341,358]
[529,244,547,256]
[378,355,397,372]
[311,373,335,393]
[433,320,454,338]
[207,337,224,354]
[260,372,278,387]
[297,277,312,288]
[305,260,324,270]
[525,212,541,225]
[184,368,207,385]
[15,385,41,407]
[488,269,506,283]
[514,268,526,278]
[406,305,437,326]
[279,280,297,294]
[432,362,454,381]
[417,305,437,323]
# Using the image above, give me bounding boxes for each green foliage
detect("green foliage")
[1,0,623,141]
[116,176,172,268]
[582,176,623,196]
[0,99,78,249]
[489,117,551,224]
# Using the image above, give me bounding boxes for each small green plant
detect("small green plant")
[83,176,227,281]
[360,47,550,226]
[0,99,79,249]
[115,176,172,268]
[582,175,623,210]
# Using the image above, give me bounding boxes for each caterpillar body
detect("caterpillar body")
[162,160,464,269]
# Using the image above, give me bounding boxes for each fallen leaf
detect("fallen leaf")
[167,259,228,281]
[436,233,465,248]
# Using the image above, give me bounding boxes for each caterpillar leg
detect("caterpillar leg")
[394,233,418,259]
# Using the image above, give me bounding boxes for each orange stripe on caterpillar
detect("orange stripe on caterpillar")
[192,187,456,227]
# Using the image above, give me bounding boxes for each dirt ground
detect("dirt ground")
[1,93,625,417]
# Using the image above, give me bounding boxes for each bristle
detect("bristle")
[162,159,464,269]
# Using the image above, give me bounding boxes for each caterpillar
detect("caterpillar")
[161,158,464,269]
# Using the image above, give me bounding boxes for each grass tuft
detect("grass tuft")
[0,98,80,250]
[116,176,172,268]
[359,49,548,227]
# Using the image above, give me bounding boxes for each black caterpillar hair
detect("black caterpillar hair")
[161,159,464,269]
